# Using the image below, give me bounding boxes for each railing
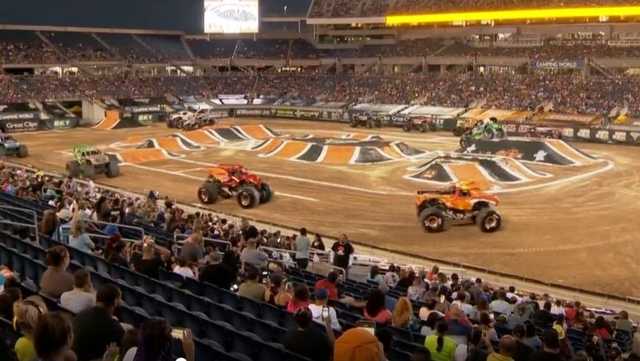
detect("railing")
[0,205,40,244]
[57,219,144,244]
[258,245,347,280]
[173,233,232,252]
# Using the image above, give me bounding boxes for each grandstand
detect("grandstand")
[1,1,640,361]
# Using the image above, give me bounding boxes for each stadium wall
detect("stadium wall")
[0,0,204,33]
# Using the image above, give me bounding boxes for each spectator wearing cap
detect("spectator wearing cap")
[60,269,96,314]
[487,335,516,361]
[40,246,73,299]
[528,329,564,361]
[284,308,333,361]
[309,288,341,331]
[314,271,339,301]
[238,265,266,301]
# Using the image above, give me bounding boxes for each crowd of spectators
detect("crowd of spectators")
[309,0,640,18]
[2,71,638,116]
[0,157,638,361]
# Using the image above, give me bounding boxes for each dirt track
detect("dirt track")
[12,119,640,298]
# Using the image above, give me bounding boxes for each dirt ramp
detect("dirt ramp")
[462,138,596,165]
[115,149,170,164]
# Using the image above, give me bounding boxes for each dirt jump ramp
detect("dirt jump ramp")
[461,138,596,166]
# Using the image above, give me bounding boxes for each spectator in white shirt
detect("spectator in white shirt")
[308,288,341,331]
[383,264,399,289]
[550,299,565,316]
[452,292,474,317]
[490,289,513,315]
[173,257,196,278]
[60,269,96,314]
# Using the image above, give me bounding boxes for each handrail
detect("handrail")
[58,224,139,244]
[259,245,347,280]
[0,205,39,244]
[173,233,231,251]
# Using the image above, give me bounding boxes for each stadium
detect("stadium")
[1,0,640,360]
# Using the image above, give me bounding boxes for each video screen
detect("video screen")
[204,0,259,33]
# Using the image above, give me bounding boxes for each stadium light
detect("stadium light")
[385,6,640,25]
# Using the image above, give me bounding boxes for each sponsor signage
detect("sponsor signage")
[124,105,163,113]
[1,119,41,132]
[0,112,39,120]
[48,118,78,130]
[531,60,584,69]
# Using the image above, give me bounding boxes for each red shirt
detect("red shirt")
[315,279,338,300]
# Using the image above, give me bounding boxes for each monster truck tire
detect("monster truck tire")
[198,182,220,204]
[366,120,373,129]
[476,207,502,233]
[106,160,120,178]
[80,163,95,178]
[420,123,428,133]
[259,183,273,204]
[17,145,28,158]
[460,136,472,150]
[237,186,261,209]
[66,160,81,178]
[418,207,448,233]
[495,128,506,139]
[402,122,412,132]
[349,119,358,128]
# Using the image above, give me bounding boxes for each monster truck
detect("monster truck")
[349,111,382,128]
[459,117,507,149]
[0,133,28,158]
[65,144,120,179]
[416,182,502,233]
[402,116,437,132]
[197,164,273,209]
[522,125,562,139]
[167,109,217,130]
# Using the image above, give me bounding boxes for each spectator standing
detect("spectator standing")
[455,328,492,361]
[311,234,325,251]
[264,273,290,306]
[308,288,341,331]
[489,290,512,316]
[181,231,204,264]
[533,301,556,328]
[68,219,94,253]
[616,310,634,333]
[134,238,168,279]
[331,234,354,271]
[511,325,533,361]
[392,297,414,329]
[40,246,73,299]
[60,269,96,314]
[294,228,311,269]
[173,257,196,278]
[521,322,542,350]
[314,271,339,301]
[238,266,266,301]
[72,284,125,361]
[284,308,333,361]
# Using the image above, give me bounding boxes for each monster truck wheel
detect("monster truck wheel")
[259,183,273,204]
[80,163,95,178]
[428,122,437,132]
[17,145,28,158]
[66,161,81,178]
[237,186,261,209]
[419,123,428,133]
[418,207,448,233]
[366,120,373,129]
[476,207,502,233]
[495,128,506,139]
[460,136,472,150]
[349,119,358,128]
[106,160,120,178]
[452,127,465,137]
[402,122,412,132]
[197,182,220,204]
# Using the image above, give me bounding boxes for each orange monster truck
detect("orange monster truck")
[197,164,273,209]
[416,182,502,233]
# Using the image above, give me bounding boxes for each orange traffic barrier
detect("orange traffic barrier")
[322,145,355,165]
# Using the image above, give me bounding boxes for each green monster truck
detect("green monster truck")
[459,117,507,149]
[66,144,120,178]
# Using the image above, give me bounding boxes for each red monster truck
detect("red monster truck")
[197,164,273,208]
[416,182,502,233]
